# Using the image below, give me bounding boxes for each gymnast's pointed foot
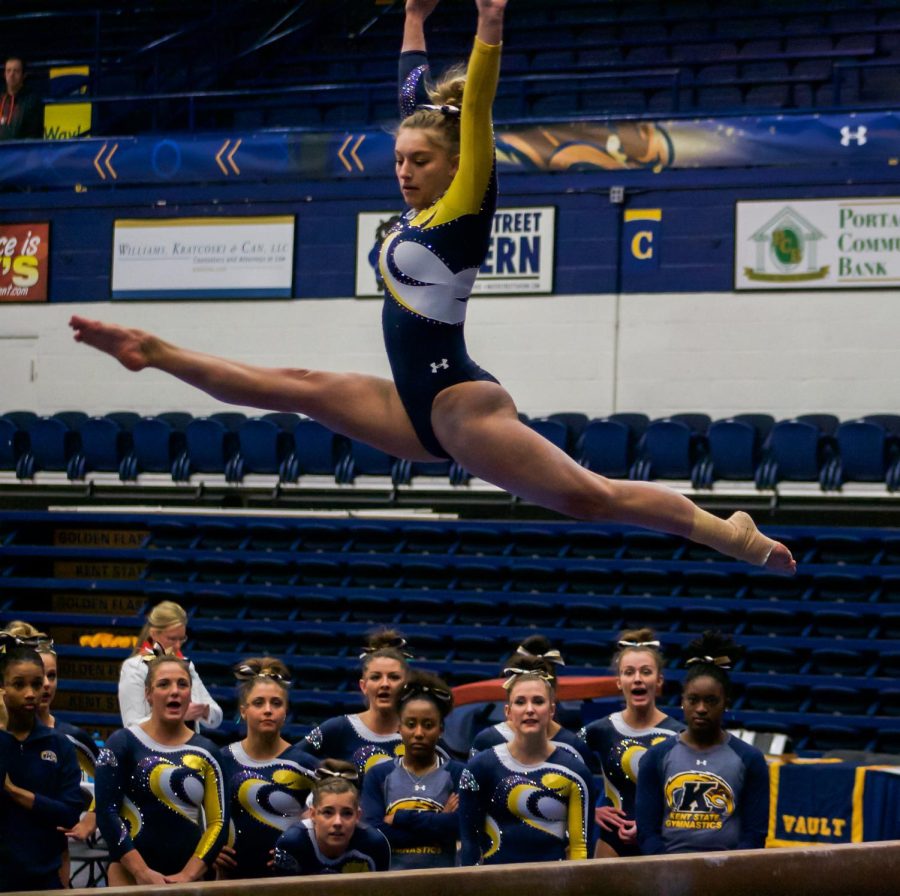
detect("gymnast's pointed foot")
[728,510,796,575]
[69,315,153,372]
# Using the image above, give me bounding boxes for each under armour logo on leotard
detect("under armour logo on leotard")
[430,359,449,373]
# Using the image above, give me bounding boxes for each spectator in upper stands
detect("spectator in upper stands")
[635,631,770,855]
[0,56,43,140]
[118,600,222,730]
[96,654,227,884]
[577,628,685,858]
[0,636,83,891]
[2,621,99,884]
[459,661,596,865]
[272,759,391,875]
[361,670,463,869]
[216,656,319,880]
[67,0,796,578]
[469,635,597,771]
[302,629,408,781]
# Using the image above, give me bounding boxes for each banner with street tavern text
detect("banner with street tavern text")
[735,197,900,290]
[111,216,294,299]
[0,222,49,302]
[355,206,555,297]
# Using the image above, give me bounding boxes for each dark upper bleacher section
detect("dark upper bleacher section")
[13,0,900,136]
[2,509,900,754]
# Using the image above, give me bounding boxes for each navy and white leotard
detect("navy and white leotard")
[381,38,502,459]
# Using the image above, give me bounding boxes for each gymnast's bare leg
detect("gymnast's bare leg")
[69,315,795,574]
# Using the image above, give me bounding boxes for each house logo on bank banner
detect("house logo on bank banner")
[744,206,828,283]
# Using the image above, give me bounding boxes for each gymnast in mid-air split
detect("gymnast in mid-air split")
[69,0,795,576]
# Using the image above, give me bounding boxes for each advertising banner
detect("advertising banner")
[735,197,900,290]
[0,222,49,302]
[112,216,294,299]
[44,66,91,140]
[355,206,555,297]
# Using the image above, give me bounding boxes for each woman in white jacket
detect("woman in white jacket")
[119,600,222,730]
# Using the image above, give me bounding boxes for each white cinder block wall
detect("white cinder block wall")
[1,290,898,421]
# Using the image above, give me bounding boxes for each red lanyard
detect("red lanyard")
[0,93,15,126]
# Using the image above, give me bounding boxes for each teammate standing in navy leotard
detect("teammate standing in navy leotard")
[68,0,794,576]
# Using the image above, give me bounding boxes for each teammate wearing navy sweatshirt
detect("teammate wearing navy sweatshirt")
[636,632,770,854]
[0,640,83,891]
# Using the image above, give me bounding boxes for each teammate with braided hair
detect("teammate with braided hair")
[635,631,769,854]
[361,669,464,868]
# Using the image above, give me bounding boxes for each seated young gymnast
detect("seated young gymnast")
[272,759,391,875]
[68,0,794,576]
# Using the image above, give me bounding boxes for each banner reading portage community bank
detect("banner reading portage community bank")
[112,216,294,299]
[735,198,900,290]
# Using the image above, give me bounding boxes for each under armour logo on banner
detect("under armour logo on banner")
[430,359,449,373]
[840,126,867,146]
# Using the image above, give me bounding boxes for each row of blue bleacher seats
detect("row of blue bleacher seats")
[3,409,899,490]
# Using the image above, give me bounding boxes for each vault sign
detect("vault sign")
[735,197,900,289]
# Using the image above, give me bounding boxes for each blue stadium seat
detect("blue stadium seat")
[452,596,507,626]
[561,600,620,631]
[147,520,197,550]
[825,419,900,490]
[507,563,565,594]
[742,682,806,713]
[182,417,239,477]
[244,558,296,587]
[679,604,735,634]
[345,593,401,624]
[744,607,809,637]
[294,594,346,624]
[808,648,872,677]
[876,690,900,718]
[232,418,295,481]
[344,524,400,554]
[547,412,589,451]
[566,566,618,596]
[873,729,900,755]
[398,561,452,592]
[680,570,737,599]
[196,521,246,551]
[620,567,675,597]
[0,417,28,476]
[191,588,241,620]
[565,528,622,560]
[809,572,874,604]
[399,525,458,555]
[245,522,300,552]
[809,608,873,640]
[742,645,801,675]
[755,419,835,489]
[809,685,873,716]
[73,416,131,479]
[456,526,507,557]
[336,440,406,485]
[344,559,400,589]
[696,415,773,486]
[261,412,302,432]
[143,556,195,583]
[155,412,193,432]
[298,522,350,553]
[126,417,187,479]
[576,418,635,478]
[453,562,507,592]
[104,411,142,432]
[295,559,346,588]
[52,410,90,432]
[810,534,879,566]
[398,592,451,624]
[195,556,244,584]
[621,531,682,561]
[619,602,675,633]
[508,527,567,558]
[2,410,38,431]
[803,724,870,752]
[631,418,708,483]
[292,419,347,477]
[22,416,81,479]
